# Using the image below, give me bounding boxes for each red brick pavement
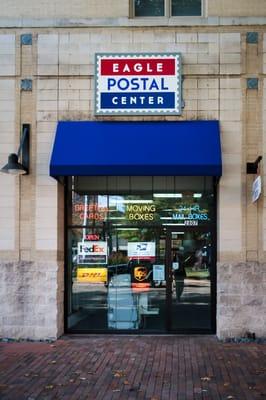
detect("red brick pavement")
[0,336,265,400]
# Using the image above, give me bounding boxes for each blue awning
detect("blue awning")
[50,121,222,177]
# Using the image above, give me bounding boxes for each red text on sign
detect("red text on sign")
[101,58,176,75]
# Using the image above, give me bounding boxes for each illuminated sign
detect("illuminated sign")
[95,53,181,115]
[172,204,208,223]
[134,266,149,282]
[126,203,156,221]
[78,241,107,264]
[172,213,208,221]
[77,267,107,283]
[74,203,108,221]
[131,262,152,290]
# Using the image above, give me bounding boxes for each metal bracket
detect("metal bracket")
[246,156,262,174]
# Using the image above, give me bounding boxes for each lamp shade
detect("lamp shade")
[0,153,27,175]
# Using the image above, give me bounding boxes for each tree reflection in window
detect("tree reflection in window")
[172,0,201,16]
[135,0,164,16]
[134,0,202,17]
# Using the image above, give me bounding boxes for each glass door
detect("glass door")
[68,226,169,332]
[166,229,214,332]
[107,227,167,331]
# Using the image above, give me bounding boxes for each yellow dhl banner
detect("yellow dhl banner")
[77,267,107,283]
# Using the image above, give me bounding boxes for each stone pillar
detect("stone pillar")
[0,32,64,341]
[217,32,266,339]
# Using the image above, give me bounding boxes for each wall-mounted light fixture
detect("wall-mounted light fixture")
[246,156,262,174]
[0,124,30,175]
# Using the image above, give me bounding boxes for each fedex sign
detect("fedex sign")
[95,53,181,115]
[78,241,107,256]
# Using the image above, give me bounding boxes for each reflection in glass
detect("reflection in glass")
[108,274,137,329]
[71,192,214,227]
[134,0,164,16]
[67,185,215,333]
[172,0,201,16]
[171,231,212,330]
[72,193,108,227]
[68,227,167,331]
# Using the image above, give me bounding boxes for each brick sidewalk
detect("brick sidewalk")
[0,336,265,400]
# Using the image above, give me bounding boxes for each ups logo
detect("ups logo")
[134,266,148,282]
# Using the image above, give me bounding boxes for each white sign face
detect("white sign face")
[78,241,107,264]
[95,53,181,115]
[128,242,156,259]
[252,176,262,203]
[153,265,165,281]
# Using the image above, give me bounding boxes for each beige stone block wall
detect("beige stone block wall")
[37,35,59,76]
[36,79,58,251]
[0,0,129,19]
[220,33,241,75]
[0,37,16,253]
[218,79,243,261]
[0,35,16,76]
[36,30,241,79]
[209,0,266,17]
[263,34,266,74]
[182,78,219,120]
[1,1,266,20]
[0,175,16,251]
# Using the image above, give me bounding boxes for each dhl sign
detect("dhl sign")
[77,267,108,283]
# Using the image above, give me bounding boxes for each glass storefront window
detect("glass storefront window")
[72,193,108,226]
[71,192,214,227]
[67,176,216,333]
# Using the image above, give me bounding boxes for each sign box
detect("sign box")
[78,241,107,264]
[77,267,108,283]
[95,53,181,115]
[252,176,262,203]
[128,242,155,259]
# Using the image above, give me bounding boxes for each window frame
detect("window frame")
[132,0,204,18]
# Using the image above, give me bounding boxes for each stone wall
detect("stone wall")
[0,261,64,340]
[0,0,266,20]
[217,262,266,339]
[209,1,266,17]
[0,0,129,19]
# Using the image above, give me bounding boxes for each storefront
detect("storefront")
[50,120,221,333]
[1,3,266,341]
